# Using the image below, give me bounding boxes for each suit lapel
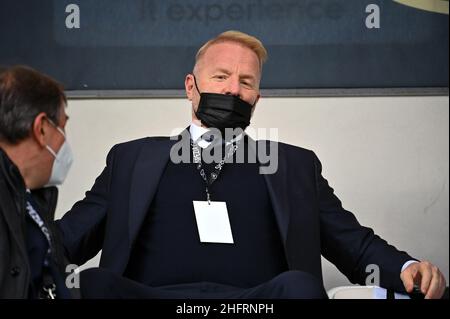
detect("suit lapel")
[248,137,291,245]
[128,131,188,246]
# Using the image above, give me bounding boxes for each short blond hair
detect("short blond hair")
[195,30,268,70]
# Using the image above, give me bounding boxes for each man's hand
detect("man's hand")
[400,261,446,299]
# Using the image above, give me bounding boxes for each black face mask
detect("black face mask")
[193,76,255,136]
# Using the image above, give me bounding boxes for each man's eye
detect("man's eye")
[241,81,253,88]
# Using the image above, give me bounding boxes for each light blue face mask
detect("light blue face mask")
[45,121,74,187]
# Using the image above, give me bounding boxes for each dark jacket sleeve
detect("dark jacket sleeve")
[313,152,415,292]
[56,145,117,266]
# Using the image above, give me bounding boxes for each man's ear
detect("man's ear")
[254,93,260,106]
[185,74,195,101]
[251,94,260,117]
[31,112,49,147]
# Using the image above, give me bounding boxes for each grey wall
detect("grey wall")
[56,95,449,291]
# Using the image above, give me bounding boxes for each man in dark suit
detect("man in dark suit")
[57,31,446,299]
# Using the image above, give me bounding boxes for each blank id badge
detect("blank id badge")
[193,201,234,244]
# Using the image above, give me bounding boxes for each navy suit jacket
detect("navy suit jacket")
[57,132,413,292]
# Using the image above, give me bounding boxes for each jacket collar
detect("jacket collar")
[0,147,26,198]
[0,147,58,218]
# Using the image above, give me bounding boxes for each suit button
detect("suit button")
[10,266,21,277]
